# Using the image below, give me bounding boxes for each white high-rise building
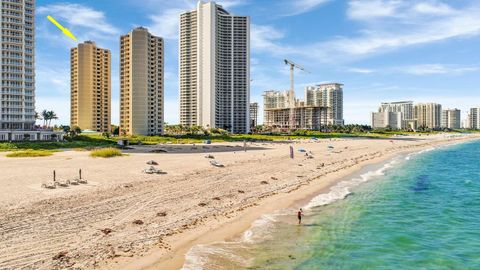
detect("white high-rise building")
[469,108,480,130]
[371,111,403,129]
[441,109,461,129]
[305,83,344,125]
[0,0,35,130]
[371,101,414,129]
[379,101,414,120]
[414,103,442,129]
[179,1,250,133]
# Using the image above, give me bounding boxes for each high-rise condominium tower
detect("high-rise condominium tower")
[0,0,35,130]
[379,101,414,121]
[120,27,164,136]
[414,103,442,129]
[371,101,414,129]
[179,1,250,133]
[70,41,111,132]
[469,108,480,130]
[441,109,461,129]
[305,83,344,125]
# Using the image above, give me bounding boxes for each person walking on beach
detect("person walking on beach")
[297,208,303,225]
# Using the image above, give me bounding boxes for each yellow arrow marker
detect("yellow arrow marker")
[47,15,77,42]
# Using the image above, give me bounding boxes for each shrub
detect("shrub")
[6,150,54,158]
[90,147,123,158]
[0,142,17,151]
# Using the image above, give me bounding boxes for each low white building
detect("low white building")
[371,101,413,129]
[0,130,64,141]
[371,111,403,129]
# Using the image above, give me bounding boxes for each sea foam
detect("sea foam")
[304,158,398,210]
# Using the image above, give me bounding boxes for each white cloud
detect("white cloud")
[37,3,120,37]
[347,68,376,74]
[345,64,480,76]
[412,2,455,15]
[291,1,480,62]
[243,2,480,64]
[285,0,331,16]
[250,24,287,51]
[347,0,402,20]
[148,8,185,40]
[402,64,480,75]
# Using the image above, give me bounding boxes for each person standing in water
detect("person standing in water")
[297,208,303,225]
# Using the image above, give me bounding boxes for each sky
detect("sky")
[36,0,480,126]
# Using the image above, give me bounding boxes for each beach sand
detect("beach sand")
[0,134,477,270]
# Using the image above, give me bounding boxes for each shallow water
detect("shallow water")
[183,140,480,270]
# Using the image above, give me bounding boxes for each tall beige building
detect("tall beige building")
[70,41,111,132]
[179,1,250,133]
[120,27,164,136]
[414,103,442,129]
[0,0,36,130]
[441,108,461,129]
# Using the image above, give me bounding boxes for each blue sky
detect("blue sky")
[36,0,480,126]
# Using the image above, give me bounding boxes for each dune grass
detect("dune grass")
[89,147,123,158]
[6,150,55,158]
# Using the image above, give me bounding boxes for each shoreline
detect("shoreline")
[124,136,479,270]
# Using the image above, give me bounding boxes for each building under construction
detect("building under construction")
[263,83,344,131]
[263,93,328,130]
[263,59,343,131]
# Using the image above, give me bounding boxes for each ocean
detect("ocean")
[183,140,480,270]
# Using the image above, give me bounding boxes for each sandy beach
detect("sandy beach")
[0,134,478,270]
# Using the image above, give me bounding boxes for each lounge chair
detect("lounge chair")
[210,160,225,167]
[69,178,80,185]
[56,180,70,187]
[41,182,56,189]
[143,166,163,174]
[78,178,88,184]
[146,160,158,165]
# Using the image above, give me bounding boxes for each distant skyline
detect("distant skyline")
[36,0,480,126]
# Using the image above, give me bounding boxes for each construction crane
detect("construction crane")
[284,59,310,129]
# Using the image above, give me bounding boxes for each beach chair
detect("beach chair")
[147,160,158,165]
[143,166,163,174]
[69,178,80,185]
[41,182,57,189]
[55,180,70,187]
[210,160,225,167]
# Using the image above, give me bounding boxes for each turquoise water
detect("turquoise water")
[183,140,480,270]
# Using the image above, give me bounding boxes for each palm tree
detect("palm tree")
[41,110,49,127]
[47,111,58,128]
[40,110,58,128]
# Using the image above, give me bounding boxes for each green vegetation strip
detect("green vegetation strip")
[0,129,473,152]
[6,150,55,158]
[90,148,123,158]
